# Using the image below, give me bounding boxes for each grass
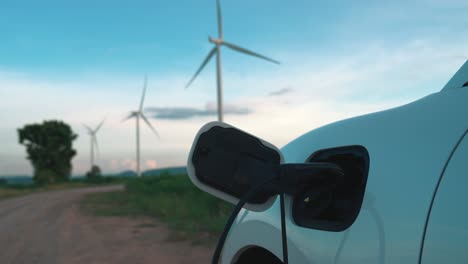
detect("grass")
[81,174,234,243]
[0,177,126,200]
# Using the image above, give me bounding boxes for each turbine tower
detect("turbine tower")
[186,0,280,122]
[83,118,105,169]
[123,75,160,177]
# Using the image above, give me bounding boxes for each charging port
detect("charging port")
[292,145,370,231]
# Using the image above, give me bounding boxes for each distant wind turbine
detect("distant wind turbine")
[83,118,105,169]
[185,0,280,122]
[123,75,160,177]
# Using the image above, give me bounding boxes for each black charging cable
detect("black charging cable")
[279,191,289,263]
[211,175,284,264]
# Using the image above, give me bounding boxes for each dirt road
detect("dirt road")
[0,185,213,264]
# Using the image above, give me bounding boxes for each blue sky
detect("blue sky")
[1,0,467,175]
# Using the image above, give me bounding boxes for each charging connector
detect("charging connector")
[211,162,344,264]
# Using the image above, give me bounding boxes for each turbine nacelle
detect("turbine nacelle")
[209,36,223,45]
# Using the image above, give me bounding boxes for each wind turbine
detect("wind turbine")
[83,118,105,169]
[123,75,160,177]
[186,0,280,122]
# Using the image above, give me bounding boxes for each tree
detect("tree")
[18,120,78,184]
[86,165,102,179]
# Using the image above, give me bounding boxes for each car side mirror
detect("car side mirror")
[187,122,283,211]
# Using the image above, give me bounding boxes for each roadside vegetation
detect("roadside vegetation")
[81,173,233,243]
[0,176,125,200]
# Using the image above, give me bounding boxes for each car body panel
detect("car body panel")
[421,131,468,264]
[442,60,468,91]
[222,87,468,263]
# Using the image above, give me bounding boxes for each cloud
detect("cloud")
[268,87,294,96]
[121,159,137,171]
[145,102,252,120]
[145,159,158,169]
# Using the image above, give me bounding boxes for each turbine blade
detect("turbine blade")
[139,75,148,111]
[222,41,280,64]
[94,118,106,133]
[122,112,136,122]
[83,124,93,133]
[186,47,217,89]
[140,113,160,139]
[216,0,223,38]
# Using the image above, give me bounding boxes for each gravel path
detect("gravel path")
[0,185,213,264]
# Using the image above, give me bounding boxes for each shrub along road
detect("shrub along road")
[0,185,212,264]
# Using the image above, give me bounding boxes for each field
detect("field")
[81,174,233,242]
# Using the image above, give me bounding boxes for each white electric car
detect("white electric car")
[188,60,468,264]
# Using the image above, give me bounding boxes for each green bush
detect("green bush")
[86,165,102,180]
[0,178,8,187]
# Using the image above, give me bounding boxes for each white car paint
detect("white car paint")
[220,60,468,263]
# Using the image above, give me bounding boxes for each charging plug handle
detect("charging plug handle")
[268,162,345,195]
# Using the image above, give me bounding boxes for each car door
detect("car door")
[421,130,468,263]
